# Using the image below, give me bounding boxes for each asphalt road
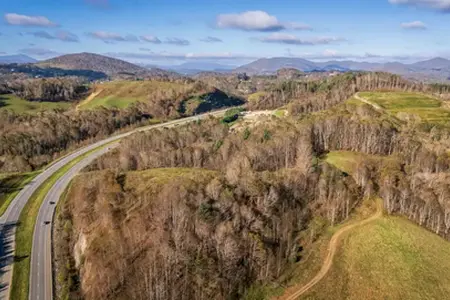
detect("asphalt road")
[0,109,229,300]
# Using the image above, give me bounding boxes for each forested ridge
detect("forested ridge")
[55,73,450,300]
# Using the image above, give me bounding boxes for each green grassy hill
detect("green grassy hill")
[360,92,450,126]
[78,80,245,114]
[301,214,450,300]
[77,80,194,110]
[0,94,72,113]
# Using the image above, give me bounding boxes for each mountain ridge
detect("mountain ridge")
[234,57,450,81]
[36,52,180,78]
[0,54,37,64]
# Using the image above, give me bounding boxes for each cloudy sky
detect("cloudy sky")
[0,0,449,66]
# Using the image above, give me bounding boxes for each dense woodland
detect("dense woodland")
[56,79,450,299]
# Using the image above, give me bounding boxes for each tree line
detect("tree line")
[2,77,88,102]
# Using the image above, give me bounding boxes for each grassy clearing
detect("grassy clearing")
[79,96,141,110]
[0,94,72,113]
[0,171,41,216]
[10,146,102,300]
[247,92,267,102]
[323,151,397,175]
[274,109,287,118]
[360,92,450,126]
[78,80,190,110]
[303,215,450,300]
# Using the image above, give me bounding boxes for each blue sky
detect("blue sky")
[0,0,449,66]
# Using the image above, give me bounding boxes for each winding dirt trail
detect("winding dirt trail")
[76,89,103,110]
[354,92,383,111]
[278,203,383,300]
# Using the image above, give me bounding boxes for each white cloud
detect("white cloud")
[140,35,162,44]
[30,30,79,42]
[389,0,450,12]
[200,36,223,43]
[401,21,427,29]
[165,37,190,46]
[87,31,138,42]
[4,13,57,27]
[217,11,285,31]
[56,31,80,42]
[216,11,312,32]
[259,33,346,45]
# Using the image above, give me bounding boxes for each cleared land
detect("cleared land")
[0,94,72,113]
[324,151,398,175]
[247,91,267,103]
[279,200,383,300]
[359,92,450,126]
[301,214,450,300]
[77,80,193,110]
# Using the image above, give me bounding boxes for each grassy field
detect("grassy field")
[10,146,104,300]
[246,196,450,300]
[247,92,267,102]
[77,80,192,110]
[323,151,397,175]
[302,215,450,300]
[0,94,72,113]
[359,92,450,126]
[0,171,41,216]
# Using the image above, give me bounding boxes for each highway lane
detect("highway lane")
[0,108,229,300]
[28,109,229,300]
[30,144,119,300]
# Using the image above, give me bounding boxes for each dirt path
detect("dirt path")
[76,89,103,110]
[354,93,383,111]
[278,203,383,300]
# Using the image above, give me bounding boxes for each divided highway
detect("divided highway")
[0,109,229,300]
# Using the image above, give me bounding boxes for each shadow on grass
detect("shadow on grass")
[0,95,7,108]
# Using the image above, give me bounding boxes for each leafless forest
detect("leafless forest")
[54,72,450,300]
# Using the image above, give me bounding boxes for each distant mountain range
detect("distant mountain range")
[234,57,450,81]
[141,62,236,75]
[2,52,450,82]
[0,54,37,64]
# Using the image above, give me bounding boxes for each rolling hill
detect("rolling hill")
[36,53,178,78]
[77,79,245,114]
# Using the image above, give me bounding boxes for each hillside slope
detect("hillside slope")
[37,53,174,78]
[298,214,450,300]
[77,80,245,115]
